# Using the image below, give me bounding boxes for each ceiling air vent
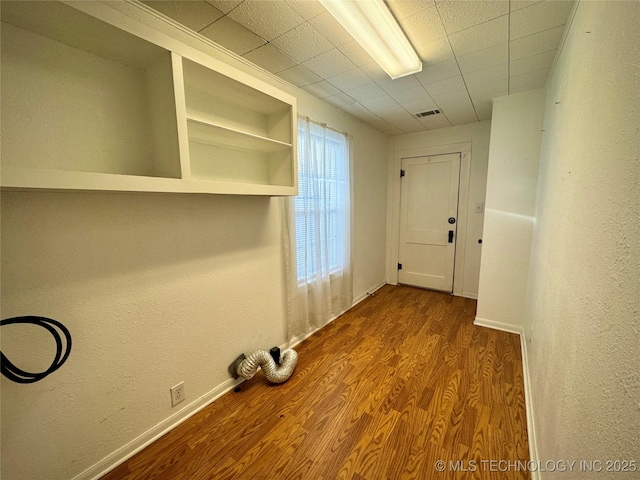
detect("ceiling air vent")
[415,109,441,118]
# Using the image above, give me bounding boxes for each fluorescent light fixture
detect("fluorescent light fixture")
[319,0,422,79]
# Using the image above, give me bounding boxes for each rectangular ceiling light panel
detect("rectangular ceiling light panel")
[319,0,422,79]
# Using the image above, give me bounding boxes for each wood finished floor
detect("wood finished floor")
[103,285,529,480]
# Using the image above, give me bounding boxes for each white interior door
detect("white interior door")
[398,153,461,292]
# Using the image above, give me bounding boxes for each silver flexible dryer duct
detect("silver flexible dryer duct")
[237,349,298,384]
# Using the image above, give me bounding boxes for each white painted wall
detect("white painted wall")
[475,89,546,331]
[524,1,640,476]
[0,3,387,480]
[387,121,491,298]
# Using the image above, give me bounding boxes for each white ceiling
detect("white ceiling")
[142,0,574,135]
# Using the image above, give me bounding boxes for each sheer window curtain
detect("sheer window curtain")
[284,117,353,342]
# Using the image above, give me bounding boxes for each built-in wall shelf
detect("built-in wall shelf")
[187,119,292,154]
[0,0,297,196]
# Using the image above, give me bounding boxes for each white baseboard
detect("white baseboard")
[520,331,539,480]
[473,317,539,479]
[79,281,388,480]
[75,376,242,480]
[286,281,387,349]
[461,292,478,300]
[474,316,524,335]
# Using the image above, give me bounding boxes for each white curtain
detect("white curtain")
[284,117,353,342]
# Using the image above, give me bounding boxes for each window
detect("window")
[294,118,350,282]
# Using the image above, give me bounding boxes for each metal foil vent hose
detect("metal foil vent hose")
[235,349,298,384]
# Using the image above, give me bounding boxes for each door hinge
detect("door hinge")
[397,263,403,270]
[400,169,405,178]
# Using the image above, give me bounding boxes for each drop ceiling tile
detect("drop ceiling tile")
[389,113,423,127]
[382,125,406,136]
[444,108,478,125]
[285,0,326,20]
[510,1,573,40]
[360,96,404,116]
[510,50,556,77]
[437,0,509,35]
[385,110,423,123]
[510,25,565,61]
[271,22,333,63]
[303,48,356,78]
[359,110,386,125]
[401,97,440,116]
[417,114,452,129]
[431,89,473,108]
[360,62,390,83]
[200,17,266,55]
[474,100,493,120]
[457,43,508,74]
[228,0,305,41]
[366,116,398,131]
[327,68,373,91]
[337,41,374,67]
[414,59,461,86]
[400,6,448,45]
[510,0,543,12]
[341,102,372,120]
[243,44,298,73]
[466,78,508,100]
[400,121,428,134]
[376,75,421,94]
[424,75,466,96]
[277,64,322,87]
[463,62,508,87]
[347,83,388,102]
[510,68,551,93]
[302,80,341,98]
[386,116,425,133]
[346,106,388,127]
[386,0,435,21]
[448,15,508,57]
[324,92,358,107]
[432,89,478,124]
[467,79,505,119]
[205,0,243,15]
[308,11,354,46]
[414,36,455,65]
[390,86,433,105]
[143,1,223,32]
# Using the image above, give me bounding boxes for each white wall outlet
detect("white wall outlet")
[170,382,185,407]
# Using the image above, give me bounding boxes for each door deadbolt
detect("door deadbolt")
[448,217,456,224]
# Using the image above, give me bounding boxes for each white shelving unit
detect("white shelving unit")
[0,0,297,196]
[181,57,295,189]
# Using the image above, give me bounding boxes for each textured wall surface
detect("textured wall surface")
[525,1,640,477]
[0,3,388,480]
[476,89,545,330]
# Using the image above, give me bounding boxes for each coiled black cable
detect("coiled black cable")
[1,316,72,384]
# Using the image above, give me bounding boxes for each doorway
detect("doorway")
[398,153,461,293]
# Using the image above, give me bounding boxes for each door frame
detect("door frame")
[387,142,472,297]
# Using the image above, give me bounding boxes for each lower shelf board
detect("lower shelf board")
[0,166,297,196]
[186,118,291,154]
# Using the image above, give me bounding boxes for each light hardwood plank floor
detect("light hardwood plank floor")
[102,285,529,479]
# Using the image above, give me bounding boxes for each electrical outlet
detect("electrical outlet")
[170,382,185,407]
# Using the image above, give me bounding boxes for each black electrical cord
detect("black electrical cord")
[0,316,72,384]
